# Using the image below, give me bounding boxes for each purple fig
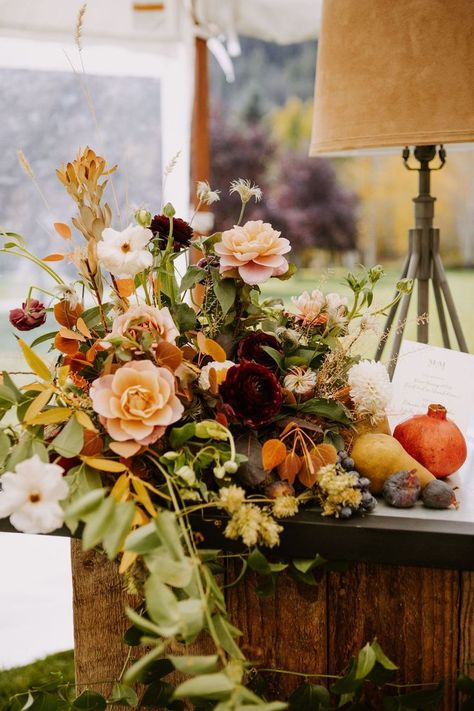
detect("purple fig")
[382,469,421,508]
[422,480,458,509]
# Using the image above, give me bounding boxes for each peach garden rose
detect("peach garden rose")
[90,360,183,449]
[108,304,179,346]
[215,220,290,285]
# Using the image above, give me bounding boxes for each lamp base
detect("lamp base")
[375,146,469,377]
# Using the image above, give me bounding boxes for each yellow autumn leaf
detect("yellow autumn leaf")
[82,457,127,473]
[131,477,156,516]
[57,365,70,387]
[29,407,72,425]
[110,473,130,502]
[24,388,54,423]
[75,411,98,432]
[119,550,138,575]
[20,382,47,392]
[196,332,227,362]
[18,338,52,381]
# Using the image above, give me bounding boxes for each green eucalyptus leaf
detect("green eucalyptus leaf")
[0,430,11,468]
[6,437,34,470]
[72,690,106,710]
[30,331,58,348]
[123,644,167,685]
[144,574,181,632]
[82,498,116,550]
[140,680,175,708]
[212,614,244,660]
[125,521,161,553]
[292,554,327,574]
[173,672,235,700]
[355,642,377,680]
[145,551,194,587]
[371,639,398,671]
[177,598,205,641]
[154,510,185,560]
[248,548,272,575]
[1,372,23,401]
[52,416,84,458]
[64,487,106,520]
[125,607,163,637]
[169,655,220,675]
[260,346,284,369]
[289,682,330,710]
[107,682,138,707]
[295,398,352,425]
[0,384,19,404]
[102,501,135,559]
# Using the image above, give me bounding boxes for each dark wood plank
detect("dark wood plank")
[459,571,474,681]
[327,563,460,710]
[225,562,328,697]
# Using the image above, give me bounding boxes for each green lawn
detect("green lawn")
[0,650,74,707]
[261,266,474,357]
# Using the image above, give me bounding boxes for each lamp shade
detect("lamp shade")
[310,0,474,155]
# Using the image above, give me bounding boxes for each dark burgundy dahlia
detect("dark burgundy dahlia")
[150,214,193,252]
[236,331,283,372]
[219,362,282,427]
[9,299,46,331]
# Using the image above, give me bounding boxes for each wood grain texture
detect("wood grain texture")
[327,563,460,711]
[459,571,474,678]
[70,541,134,709]
[225,563,328,697]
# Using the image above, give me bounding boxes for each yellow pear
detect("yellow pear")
[351,433,435,494]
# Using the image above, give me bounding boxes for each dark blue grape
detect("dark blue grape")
[340,506,353,519]
[342,457,355,470]
[358,477,371,490]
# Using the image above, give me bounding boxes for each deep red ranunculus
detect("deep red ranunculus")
[236,331,283,371]
[219,362,282,427]
[9,299,47,331]
[150,214,193,252]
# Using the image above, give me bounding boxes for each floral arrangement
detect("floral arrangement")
[0,148,412,708]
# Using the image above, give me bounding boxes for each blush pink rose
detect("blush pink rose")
[90,360,183,448]
[215,220,290,285]
[107,304,179,345]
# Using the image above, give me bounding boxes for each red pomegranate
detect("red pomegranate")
[393,404,467,479]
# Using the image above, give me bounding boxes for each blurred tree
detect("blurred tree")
[270,96,313,151]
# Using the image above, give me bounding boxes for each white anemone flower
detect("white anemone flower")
[98,224,153,277]
[196,180,220,206]
[198,360,235,391]
[0,455,68,534]
[348,360,392,423]
[229,179,262,204]
[53,283,80,309]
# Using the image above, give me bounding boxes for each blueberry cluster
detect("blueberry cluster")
[336,450,377,519]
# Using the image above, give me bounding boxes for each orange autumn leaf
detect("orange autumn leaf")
[208,367,219,395]
[86,341,105,363]
[54,301,83,328]
[311,443,338,468]
[54,222,72,239]
[196,332,226,362]
[80,430,104,457]
[54,333,81,355]
[155,341,182,371]
[115,278,135,297]
[42,253,65,262]
[76,317,92,338]
[215,411,228,427]
[278,452,302,485]
[262,439,287,470]
[59,327,85,342]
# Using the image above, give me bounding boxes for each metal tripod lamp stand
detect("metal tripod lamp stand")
[375,145,469,376]
[309,0,474,373]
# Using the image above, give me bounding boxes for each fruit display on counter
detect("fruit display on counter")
[350,432,435,494]
[393,404,467,478]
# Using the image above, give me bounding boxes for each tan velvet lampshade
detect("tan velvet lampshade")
[310,0,474,155]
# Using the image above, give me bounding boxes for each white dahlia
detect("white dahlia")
[348,360,392,423]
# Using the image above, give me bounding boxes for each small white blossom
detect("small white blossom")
[218,485,246,514]
[325,292,348,326]
[229,179,262,204]
[53,283,80,309]
[272,496,299,518]
[196,181,220,206]
[283,367,318,397]
[98,224,153,277]
[0,455,68,534]
[198,360,235,391]
[348,360,392,423]
[359,308,380,334]
[176,465,196,486]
